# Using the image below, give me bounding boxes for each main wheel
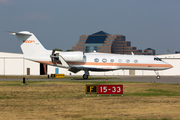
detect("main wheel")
[156,75,160,79]
[83,74,88,79]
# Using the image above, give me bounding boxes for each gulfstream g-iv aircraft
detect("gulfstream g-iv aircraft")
[9,31,173,79]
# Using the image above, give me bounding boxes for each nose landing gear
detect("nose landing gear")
[154,71,160,79]
[156,75,160,79]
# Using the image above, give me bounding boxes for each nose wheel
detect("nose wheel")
[154,71,161,79]
[156,75,160,79]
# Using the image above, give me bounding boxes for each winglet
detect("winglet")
[131,52,134,55]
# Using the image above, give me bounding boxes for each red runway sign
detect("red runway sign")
[98,85,123,94]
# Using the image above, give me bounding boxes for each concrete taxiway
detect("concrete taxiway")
[0,76,180,84]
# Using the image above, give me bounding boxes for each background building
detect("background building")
[143,48,156,55]
[0,52,39,75]
[72,31,155,55]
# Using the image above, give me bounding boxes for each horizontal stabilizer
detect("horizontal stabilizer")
[7,31,31,36]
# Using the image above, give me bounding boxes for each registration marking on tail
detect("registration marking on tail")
[23,40,35,43]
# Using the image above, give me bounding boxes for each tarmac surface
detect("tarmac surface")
[0,76,180,84]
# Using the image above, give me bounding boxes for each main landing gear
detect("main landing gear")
[83,74,88,79]
[154,71,160,79]
[83,70,89,79]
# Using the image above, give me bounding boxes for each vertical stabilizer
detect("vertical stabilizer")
[9,31,48,57]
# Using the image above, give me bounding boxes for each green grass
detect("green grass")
[0,80,126,86]
[0,75,119,79]
[1,81,180,97]
[135,118,173,120]
[1,81,180,119]
[126,92,180,97]
[0,75,48,79]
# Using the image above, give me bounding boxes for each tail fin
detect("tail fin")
[8,31,48,57]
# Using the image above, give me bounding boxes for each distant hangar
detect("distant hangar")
[0,52,179,76]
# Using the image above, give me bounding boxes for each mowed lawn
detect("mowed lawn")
[0,80,180,120]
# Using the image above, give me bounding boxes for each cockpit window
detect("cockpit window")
[154,57,162,61]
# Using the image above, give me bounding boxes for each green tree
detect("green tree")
[66,49,74,52]
[54,48,63,51]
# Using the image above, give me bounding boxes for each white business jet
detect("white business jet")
[9,31,173,79]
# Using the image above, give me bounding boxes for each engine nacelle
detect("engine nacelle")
[59,51,84,62]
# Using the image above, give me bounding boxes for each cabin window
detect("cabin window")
[134,60,138,63]
[126,59,130,63]
[110,59,114,62]
[94,58,99,62]
[102,58,107,63]
[118,59,122,63]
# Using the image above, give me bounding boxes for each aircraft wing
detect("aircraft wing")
[83,68,113,71]
[68,66,113,73]
[68,67,81,73]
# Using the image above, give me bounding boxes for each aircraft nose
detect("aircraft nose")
[169,64,173,68]
[166,63,173,68]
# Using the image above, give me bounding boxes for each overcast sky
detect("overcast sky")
[0,0,179,54]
